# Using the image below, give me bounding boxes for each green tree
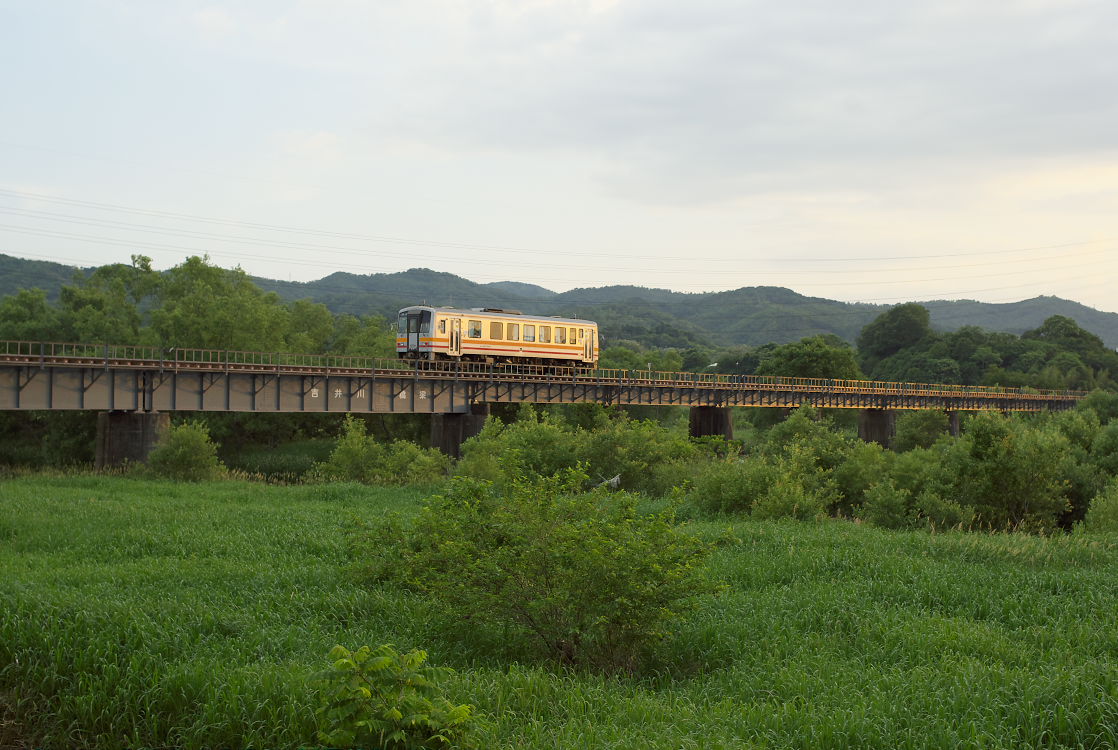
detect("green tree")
[150,256,290,351]
[857,303,932,364]
[331,313,396,357]
[755,335,863,380]
[58,256,159,343]
[0,288,62,340]
[285,298,335,353]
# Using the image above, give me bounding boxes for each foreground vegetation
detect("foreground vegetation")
[3,476,1118,749]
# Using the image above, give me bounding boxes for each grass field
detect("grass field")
[3,476,1118,749]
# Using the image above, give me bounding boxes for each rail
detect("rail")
[0,340,1086,403]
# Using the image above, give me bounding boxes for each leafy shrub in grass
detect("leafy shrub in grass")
[830,440,892,515]
[350,469,720,670]
[761,406,850,471]
[935,413,1072,531]
[1091,422,1118,476]
[751,476,828,521]
[315,644,478,749]
[455,410,705,494]
[912,488,973,530]
[454,415,580,484]
[316,416,450,485]
[690,457,780,515]
[892,410,950,452]
[1084,480,1118,533]
[145,420,224,481]
[859,480,913,529]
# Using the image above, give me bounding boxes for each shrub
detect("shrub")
[892,410,950,452]
[1090,422,1118,476]
[912,489,973,530]
[831,440,891,515]
[751,477,828,521]
[317,416,450,485]
[859,480,913,530]
[315,644,478,750]
[351,469,721,670]
[690,457,780,515]
[145,421,224,481]
[583,418,701,494]
[454,415,580,485]
[455,411,705,494]
[1084,480,1118,534]
[938,413,1071,531]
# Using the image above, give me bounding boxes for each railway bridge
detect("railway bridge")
[0,341,1084,466]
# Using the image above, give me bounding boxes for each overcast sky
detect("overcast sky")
[2,0,1116,311]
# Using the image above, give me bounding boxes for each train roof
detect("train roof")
[398,305,596,326]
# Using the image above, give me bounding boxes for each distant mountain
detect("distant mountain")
[483,281,557,300]
[2,253,1117,349]
[0,254,88,301]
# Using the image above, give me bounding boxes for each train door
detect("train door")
[449,318,462,357]
[406,312,422,355]
[584,329,594,362]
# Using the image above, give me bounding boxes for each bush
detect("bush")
[1091,422,1118,476]
[1084,480,1118,534]
[455,411,706,494]
[315,644,478,749]
[316,416,450,485]
[912,489,973,530]
[937,413,1071,531]
[145,421,224,481]
[859,480,913,529]
[751,476,828,521]
[454,415,580,485]
[690,457,780,515]
[350,469,721,670]
[831,440,892,515]
[892,410,949,453]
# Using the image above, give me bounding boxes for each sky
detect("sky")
[1,0,1116,312]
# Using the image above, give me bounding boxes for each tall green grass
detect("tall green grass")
[2,476,1118,748]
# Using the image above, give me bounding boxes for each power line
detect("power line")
[0,223,1111,293]
[0,205,1110,278]
[2,186,1114,265]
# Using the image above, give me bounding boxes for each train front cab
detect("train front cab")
[397,307,434,359]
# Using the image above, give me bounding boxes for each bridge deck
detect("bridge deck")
[0,340,1084,413]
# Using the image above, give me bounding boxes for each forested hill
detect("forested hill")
[2,252,1116,349]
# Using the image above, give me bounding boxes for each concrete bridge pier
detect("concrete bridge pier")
[95,411,170,468]
[430,403,490,458]
[689,406,734,441]
[858,408,896,447]
[946,410,961,437]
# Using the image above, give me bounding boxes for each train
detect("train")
[396,305,599,365]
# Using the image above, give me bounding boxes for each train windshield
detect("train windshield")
[400,310,433,334]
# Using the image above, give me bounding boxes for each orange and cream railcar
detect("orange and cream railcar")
[397,306,598,365]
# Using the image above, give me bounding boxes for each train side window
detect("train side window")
[555,327,566,344]
[523,325,536,342]
[438,320,446,334]
[540,326,551,343]
[570,327,577,342]
[578,329,585,341]
[468,320,482,338]
[490,321,503,339]
[508,323,519,341]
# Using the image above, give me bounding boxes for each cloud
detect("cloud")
[190,6,238,39]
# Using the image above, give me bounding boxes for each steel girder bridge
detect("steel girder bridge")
[0,341,1085,464]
